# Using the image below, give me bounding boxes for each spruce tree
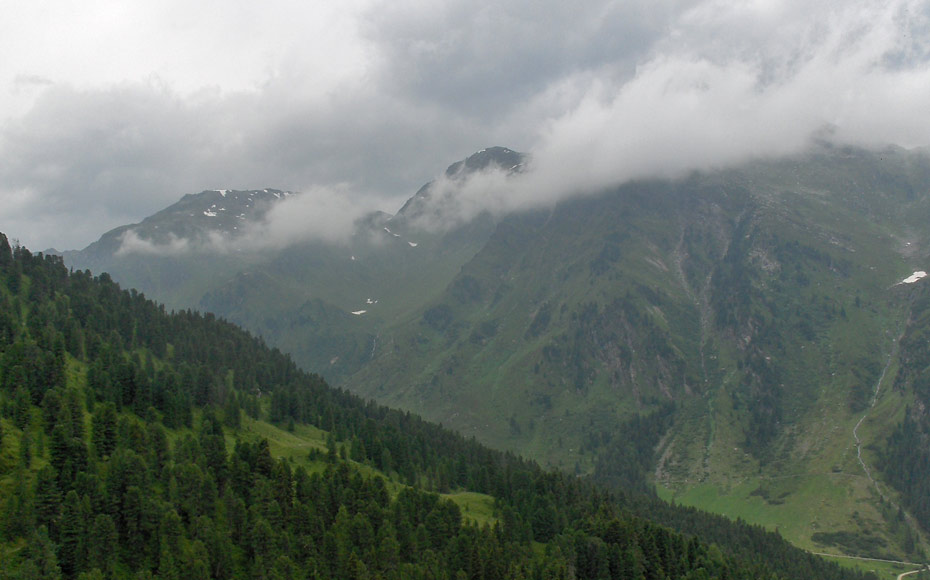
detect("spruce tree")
[91,402,117,459]
[58,490,86,577]
[29,525,63,579]
[34,465,62,534]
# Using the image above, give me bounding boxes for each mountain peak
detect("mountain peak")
[68,188,293,261]
[395,147,525,221]
[444,146,524,177]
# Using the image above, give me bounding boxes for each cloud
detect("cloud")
[361,0,687,117]
[116,231,191,256]
[3,0,930,251]
[113,185,385,257]
[401,0,930,229]
[240,186,380,249]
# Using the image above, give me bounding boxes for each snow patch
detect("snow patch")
[901,271,927,284]
[203,210,217,217]
[351,310,367,315]
[365,298,378,304]
[408,241,418,247]
[350,255,356,261]
[215,189,228,197]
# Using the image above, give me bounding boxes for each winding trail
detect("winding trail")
[897,568,924,580]
[851,330,900,502]
[851,319,915,510]
[811,552,925,579]
[843,322,930,569]
[811,551,921,566]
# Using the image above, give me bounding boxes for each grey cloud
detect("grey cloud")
[116,231,192,256]
[12,74,54,90]
[362,0,694,118]
[399,0,930,229]
[0,79,485,250]
[4,0,930,252]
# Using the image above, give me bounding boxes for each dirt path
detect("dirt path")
[897,569,923,580]
[810,552,922,567]
[812,551,926,579]
[851,331,899,502]
[846,320,928,559]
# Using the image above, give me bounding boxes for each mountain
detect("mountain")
[64,148,526,383]
[351,144,930,559]
[59,188,295,310]
[0,234,869,579]
[63,143,930,562]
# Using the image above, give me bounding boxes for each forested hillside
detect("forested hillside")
[0,233,872,579]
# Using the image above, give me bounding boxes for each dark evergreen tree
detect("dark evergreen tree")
[90,402,117,459]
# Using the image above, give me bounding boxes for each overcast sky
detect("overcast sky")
[2,0,930,251]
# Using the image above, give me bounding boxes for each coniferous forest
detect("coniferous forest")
[0,232,874,579]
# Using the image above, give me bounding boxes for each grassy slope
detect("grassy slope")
[347,147,930,560]
[656,151,930,561]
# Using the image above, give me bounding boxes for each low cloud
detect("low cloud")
[113,185,387,256]
[240,186,381,250]
[403,0,930,230]
[116,231,192,256]
[3,0,930,250]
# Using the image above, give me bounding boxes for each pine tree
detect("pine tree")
[34,465,62,534]
[3,469,35,540]
[87,514,117,573]
[19,427,32,468]
[91,402,118,459]
[28,525,63,579]
[59,490,85,577]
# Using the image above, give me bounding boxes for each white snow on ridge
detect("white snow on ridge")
[901,271,927,284]
[215,189,228,197]
[203,210,217,217]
